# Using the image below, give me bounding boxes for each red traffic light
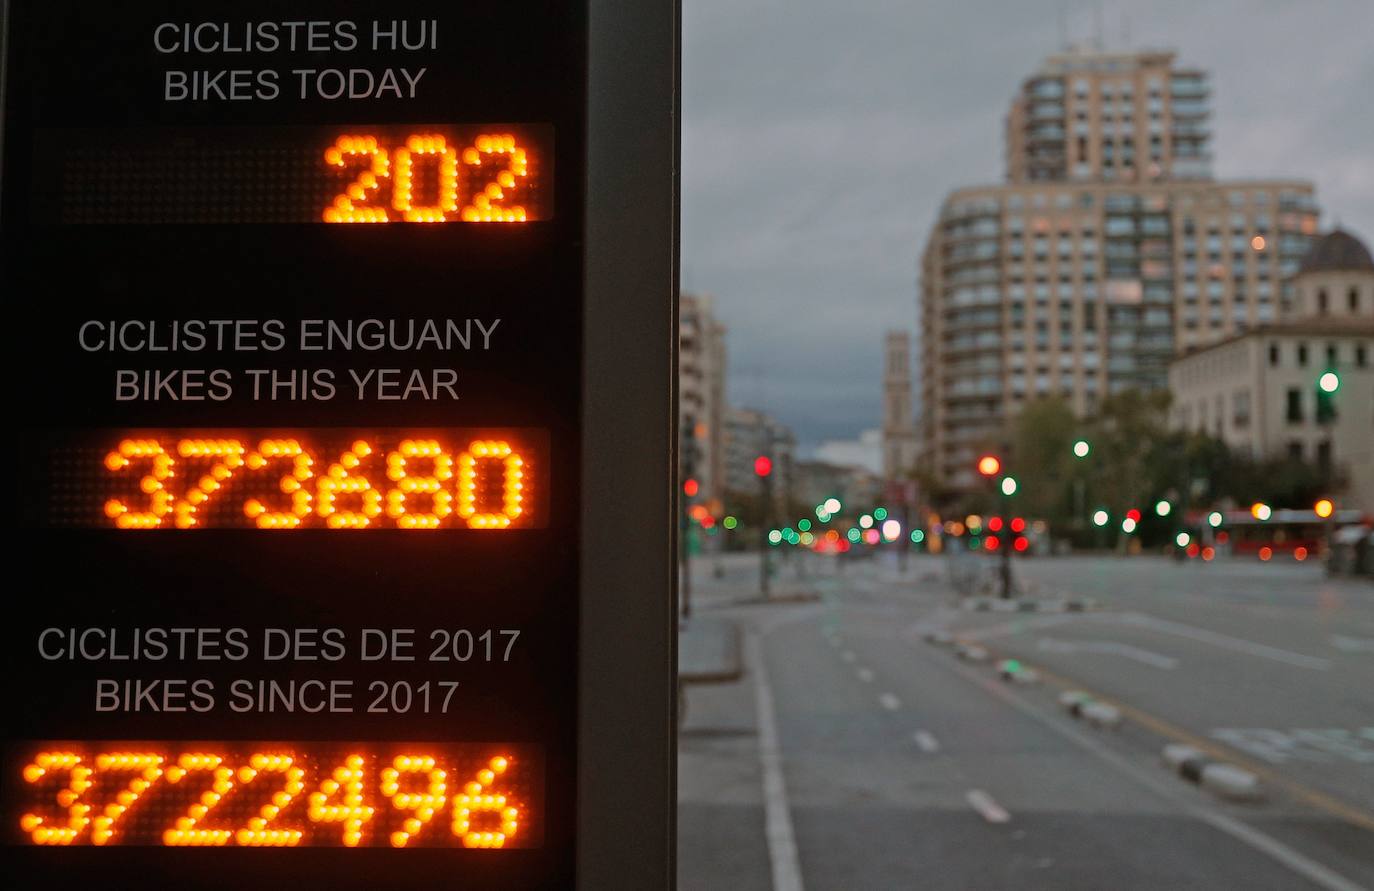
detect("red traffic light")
[753,455,773,477]
[987,516,1004,532]
[1126,508,1142,523]
[976,455,1001,477]
[1010,517,1026,533]
[1013,536,1029,552]
[683,478,699,497]
[984,536,1000,551]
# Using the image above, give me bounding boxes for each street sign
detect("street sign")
[1,1,677,887]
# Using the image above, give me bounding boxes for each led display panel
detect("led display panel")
[2,2,588,887]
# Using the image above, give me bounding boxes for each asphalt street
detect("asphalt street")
[677,551,1374,890]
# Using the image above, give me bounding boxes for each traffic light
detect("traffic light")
[1154,500,1172,517]
[977,454,1001,477]
[1316,371,1339,424]
[1072,439,1091,459]
[1250,502,1272,521]
[1314,498,1335,519]
[754,455,773,477]
[682,478,699,498]
[999,476,1018,496]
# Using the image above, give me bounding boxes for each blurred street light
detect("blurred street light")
[1250,502,1272,521]
[1000,476,1018,496]
[1318,371,1340,394]
[823,497,842,514]
[1092,509,1109,527]
[1207,511,1224,528]
[1155,500,1172,517]
[1314,498,1334,519]
[1175,532,1191,548]
[1122,517,1138,533]
[977,454,1001,477]
[859,514,874,529]
[1072,439,1091,459]
[881,519,901,541]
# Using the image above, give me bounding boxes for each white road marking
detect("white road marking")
[1330,634,1374,653]
[923,647,1367,891]
[1118,613,1331,670]
[966,789,1011,824]
[879,693,901,711]
[1210,728,1374,764]
[841,650,856,663]
[947,614,1079,642]
[1037,637,1179,670]
[746,631,805,891]
[856,667,874,683]
[913,730,940,753]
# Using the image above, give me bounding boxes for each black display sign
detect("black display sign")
[2,2,597,887]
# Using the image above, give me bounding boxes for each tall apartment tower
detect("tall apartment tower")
[882,330,919,480]
[919,47,1320,490]
[679,293,728,509]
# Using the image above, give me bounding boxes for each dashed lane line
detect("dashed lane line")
[913,730,940,753]
[879,693,901,711]
[856,668,874,683]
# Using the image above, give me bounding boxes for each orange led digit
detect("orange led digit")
[316,440,383,529]
[380,755,447,848]
[90,753,164,846]
[457,440,525,529]
[103,439,174,529]
[234,754,306,847]
[452,756,519,849]
[322,135,392,223]
[243,439,315,529]
[392,134,460,223]
[307,754,375,847]
[172,439,245,529]
[20,751,89,845]
[460,134,529,223]
[162,753,235,846]
[385,439,454,529]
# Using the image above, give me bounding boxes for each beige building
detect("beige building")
[881,330,920,481]
[679,293,728,509]
[920,47,1320,490]
[1169,230,1374,511]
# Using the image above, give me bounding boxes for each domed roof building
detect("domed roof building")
[1170,227,1374,514]
[1299,228,1374,275]
[1291,228,1374,320]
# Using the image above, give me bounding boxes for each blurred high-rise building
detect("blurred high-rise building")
[724,406,795,510]
[919,47,1321,490]
[679,293,728,510]
[881,330,920,481]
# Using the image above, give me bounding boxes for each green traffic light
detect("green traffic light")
[910,529,925,543]
[723,515,738,530]
[1000,476,1018,496]
[798,519,811,532]
[1318,371,1340,393]
[1073,439,1091,458]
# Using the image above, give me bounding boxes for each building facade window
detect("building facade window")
[1285,387,1303,423]
[1269,343,1280,367]
[1317,289,1328,313]
[1351,287,1361,312]
[1297,343,1308,366]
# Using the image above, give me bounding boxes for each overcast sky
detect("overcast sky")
[682,0,1374,449]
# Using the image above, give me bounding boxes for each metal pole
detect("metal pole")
[759,464,772,597]
[999,491,1013,599]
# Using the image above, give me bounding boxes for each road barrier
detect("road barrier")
[1162,744,1263,801]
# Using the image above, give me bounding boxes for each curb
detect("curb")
[1161,744,1263,801]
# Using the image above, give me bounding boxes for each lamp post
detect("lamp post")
[755,453,774,598]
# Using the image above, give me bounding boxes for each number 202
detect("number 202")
[323,133,529,224]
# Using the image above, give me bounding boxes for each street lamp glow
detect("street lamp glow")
[823,497,842,514]
[1121,517,1138,533]
[859,514,874,529]
[881,519,901,541]
[1207,511,1224,528]
[1250,502,1272,521]
[1092,509,1109,527]
[1175,532,1191,548]
[1000,476,1018,496]
[1072,439,1090,458]
[1155,500,1172,517]
[1318,371,1340,393]
[1314,498,1335,519]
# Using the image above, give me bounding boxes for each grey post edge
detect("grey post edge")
[579,0,680,889]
